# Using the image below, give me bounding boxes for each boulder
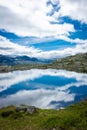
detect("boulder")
[15,105,36,114]
[27,106,36,114]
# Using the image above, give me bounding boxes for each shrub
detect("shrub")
[1,110,14,118]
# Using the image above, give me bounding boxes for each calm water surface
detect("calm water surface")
[0,69,87,109]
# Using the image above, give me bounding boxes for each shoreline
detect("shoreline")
[0,53,87,73]
[0,99,87,130]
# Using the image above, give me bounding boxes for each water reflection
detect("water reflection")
[0,69,87,109]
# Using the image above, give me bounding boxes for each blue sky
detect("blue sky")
[0,0,87,59]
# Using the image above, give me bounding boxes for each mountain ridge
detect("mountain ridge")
[0,55,39,65]
[0,53,87,73]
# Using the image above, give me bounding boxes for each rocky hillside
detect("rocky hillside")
[0,53,87,73]
[47,53,87,73]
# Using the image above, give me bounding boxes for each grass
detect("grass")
[0,100,87,130]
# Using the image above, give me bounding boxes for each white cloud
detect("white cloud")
[0,0,75,37]
[0,35,41,56]
[37,42,87,59]
[58,36,87,44]
[0,35,87,59]
[53,0,87,23]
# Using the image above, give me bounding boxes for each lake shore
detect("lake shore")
[0,53,87,73]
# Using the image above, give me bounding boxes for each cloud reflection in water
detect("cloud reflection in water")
[0,69,87,109]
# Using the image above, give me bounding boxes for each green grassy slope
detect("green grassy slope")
[0,99,87,130]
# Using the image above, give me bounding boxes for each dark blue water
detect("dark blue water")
[0,69,87,109]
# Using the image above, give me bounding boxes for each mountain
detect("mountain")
[0,53,87,73]
[0,55,40,65]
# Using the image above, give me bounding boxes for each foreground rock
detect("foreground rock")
[15,104,37,114]
[0,100,87,130]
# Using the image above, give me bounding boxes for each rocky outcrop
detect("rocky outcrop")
[15,105,37,114]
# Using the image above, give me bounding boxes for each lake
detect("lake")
[0,69,87,109]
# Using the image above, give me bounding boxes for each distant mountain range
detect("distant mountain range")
[0,55,40,65]
[0,55,52,65]
[0,53,87,73]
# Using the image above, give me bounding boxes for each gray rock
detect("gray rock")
[53,128,56,130]
[27,106,36,114]
[15,105,37,114]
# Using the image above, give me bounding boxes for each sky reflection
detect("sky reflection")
[0,69,87,109]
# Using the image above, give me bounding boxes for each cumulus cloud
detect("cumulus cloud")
[0,0,87,59]
[0,35,41,56]
[53,0,87,23]
[0,35,87,59]
[0,0,75,37]
[37,42,87,59]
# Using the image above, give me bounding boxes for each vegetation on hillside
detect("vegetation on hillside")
[0,99,87,130]
[0,53,87,73]
[48,53,87,73]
